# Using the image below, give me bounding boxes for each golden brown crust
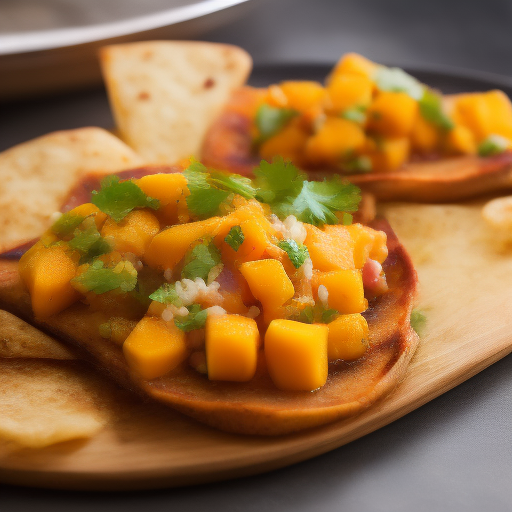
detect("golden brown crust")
[0,219,418,436]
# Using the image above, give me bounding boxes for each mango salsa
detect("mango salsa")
[19,161,384,389]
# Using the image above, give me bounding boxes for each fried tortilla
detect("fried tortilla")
[0,127,143,252]
[201,87,512,202]
[100,41,252,164]
[0,219,418,436]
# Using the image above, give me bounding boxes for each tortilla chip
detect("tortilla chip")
[0,310,76,360]
[100,41,252,164]
[0,359,107,448]
[0,127,143,251]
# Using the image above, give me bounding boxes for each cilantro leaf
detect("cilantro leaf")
[278,239,309,269]
[341,106,367,124]
[91,175,160,223]
[209,172,256,200]
[183,161,256,219]
[255,104,298,142]
[321,308,339,324]
[51,213,85,237]
[478,134,510,157]
[253,157,306,206]
[149,283,183,306]
[343,156,373,174]
[290,303,339,324]
[224,226,245,252]
[174,304,208,332]
[410,309,427,336]
[72,260,137,294]
[290,178,361,226]
[181,241,221,281]
[68,224,111,262]
[374,67,424,100]
[419,89,454,131]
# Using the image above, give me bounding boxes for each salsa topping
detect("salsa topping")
[18,160,390,392]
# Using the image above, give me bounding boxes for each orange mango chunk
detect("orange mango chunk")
[144,216,222,270]
[265,319,328,391]
[67,203,107,230]
[452,90,512,142]
[330,53,378,81]
[260,120,309,163]
[346,223,388,268]
[367,92,418,137]
[205,314,259,382]
[327,313,369,361]
[123,316,188,380]
[216,201,276,264]
[239,259,295,320]
[445,125,477,155]
[314,269,367,314]
[304,224,355,271]
[101,209,160,257]
[325,74,373,114]
[369,137,410,173]
[136,173,190,225]
[19,243,80,318]
[275,81,326,112]
[305,117,366,166]
[410,115,440,153]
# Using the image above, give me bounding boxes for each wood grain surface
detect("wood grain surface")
[1,201,511,490]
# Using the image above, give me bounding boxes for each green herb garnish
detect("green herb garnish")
[343,156,373,174]
[174,304,208,332]
[181,241,222,281]
[68,224,111,262]
[184,161,256,218]
[278,239,309,269]
[71,260,137,294]
[478,134,510,157]
[149,283,183,306]
[224,225,245,252]
[410,309,427,336]
[341,106,367,124]
[51,213,85,237]
[254,158,360,226]
[291,303,339,324]
[91,175,159,223]
[418,89,454,131]
[255,104,298,142]
[374,66,424,100]
[321,308,339,324]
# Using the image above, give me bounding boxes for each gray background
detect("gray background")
[2,0,512,510]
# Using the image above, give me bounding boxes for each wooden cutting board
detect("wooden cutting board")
[1,201,512,490]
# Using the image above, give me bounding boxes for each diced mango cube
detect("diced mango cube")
[346,224,388,268]
[19,243,80,318]
[275,81,326,112]
[367,92,418,137]
[215,200,276,264]
[136,173,190,225]
[410,115,440,153]
[330,53,378,81]
[260,119,309,163]
[101,209,160,257]
[264,319,328,391]
[452,91,512,142]
[123,316,188,380]
[305,118,366,166]
[369,137,410,173]
[239,259,295,320]
[144,217,222,270]
[445,125,477,155]
[327,313,369,361]
[304,224,355,271]
[314,269,367,314]
[205,314,259,382]
[68,203,107,230]
[325,74,373,114]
